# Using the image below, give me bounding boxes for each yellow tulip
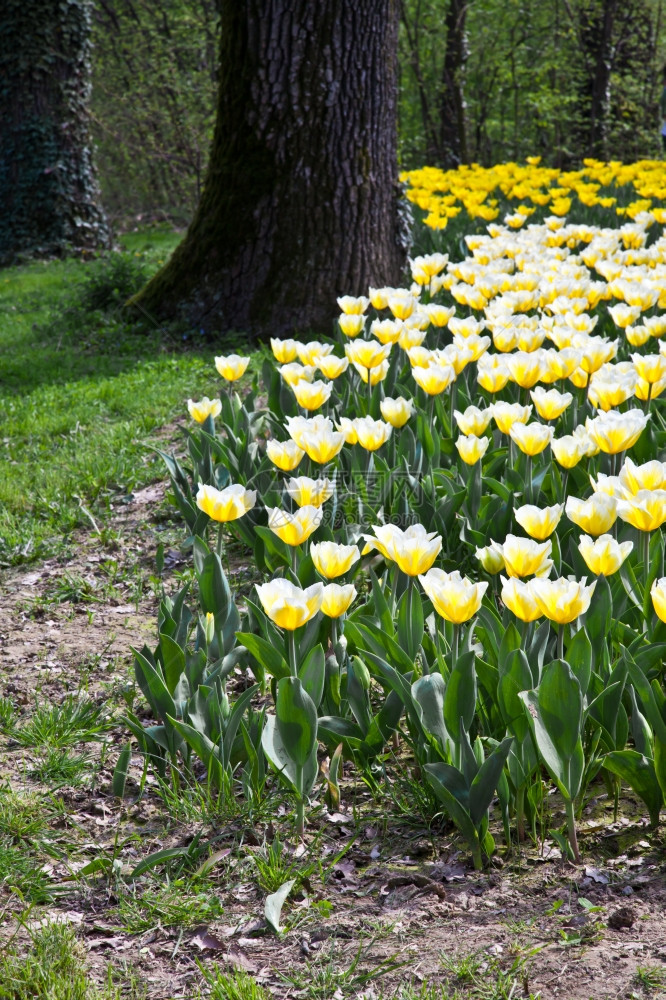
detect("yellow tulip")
[296,341,334,366]
[506,351,544,389]
[292,379,333,411]
[388,292,417,320]
[608,303,641,329]
[453,333,490,362]
[286,476,334,508]
[345,338,392,370]
[516,327,546,352]
[500,576,543,622]
[529,576,596,624]
[337,295,369,315]
[619,457,666,494]
[492,327,519,352]
[255,579,323,631]
[300,429,345,464]
[369,286,390,310]
[491,402,532,434]
[215,354,250,381]
[475,542,505,574]
[632,353,666,384]
[286,414,335,448]
[514,503,563,540]
[578,533,633,575]
[187,397,221,423]
[426,304,456,327]
[551,435,587,469]
[565,493,617,535]
[266,505,323,546]
[436,343,473,376]
[585,410,649,454]
[650,577,666,622]
[530,387,573,421]
[456,434,489,465]
[270,338,299,363]
[588,372,636,410]
[311,541,360,579]
[454,405,492,436]
[477,358,511,392]
[335,417,358,444]
[266,438,305,471]
[625,325,651,347]
[370,318,403,345]
[279,363,316,386]
[419,569,488,624]
[569,366,590,389]
[353,416,392,451]
[398,327,427,351]
[615,490,666,532]
[412,363,455,395]
[321,583,357,618]
[546,348,582,380]
[635,373,666,402]
[391,530,442,576]
[338,313,366,338]
[196,483,256,522]
[578,337,617,374]
[317,355,349,379]
[509,422,554,456]
[500,534,553,578]
[380,396,415,428]
[362,523,441,576]
[407,346,434,368]
[353,360,389,385]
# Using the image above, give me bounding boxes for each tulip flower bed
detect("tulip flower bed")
[133,182,666,882]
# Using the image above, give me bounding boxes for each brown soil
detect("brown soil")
[1,486,665,1000]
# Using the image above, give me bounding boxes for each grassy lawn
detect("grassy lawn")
[0,228,250,567]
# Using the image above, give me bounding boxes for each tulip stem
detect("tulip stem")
[451,623,460,668]
[216,523,224,557]
[642,530,650,576]
[291,545,299,575]
[366,368,373,412]
[526,454,533,504]
[557,623,565,660]
[565,797,581,864]
[389,566,400,616]
[288,630,298,678]
[561,470,569,504]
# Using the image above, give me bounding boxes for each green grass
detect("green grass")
[114,881,224,933]
[0,923,145,999]
[0,227,256,566]
[6,696,112,749]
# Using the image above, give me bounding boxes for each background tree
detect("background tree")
[130,0,407,337]
[0,0,110,264]
[399,0,665,167]
[91,0,219,225]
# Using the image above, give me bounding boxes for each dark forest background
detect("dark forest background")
[90,0,666,226]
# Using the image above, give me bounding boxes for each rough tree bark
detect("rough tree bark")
[131,0,407,337]
[0,0,110,264]
[439,0,469,166]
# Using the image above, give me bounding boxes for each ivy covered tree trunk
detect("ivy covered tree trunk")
[131,0,407,337]
[0,0,110,265]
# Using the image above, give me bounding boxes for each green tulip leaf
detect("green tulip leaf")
[276,677,318,768]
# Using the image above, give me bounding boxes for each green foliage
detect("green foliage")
[399,0,665,167]
[91,0,219,224]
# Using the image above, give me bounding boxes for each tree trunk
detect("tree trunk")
[0,0,110,264]
[588,0,617,157]
[131,0,407,337]
[439,0,469,166]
